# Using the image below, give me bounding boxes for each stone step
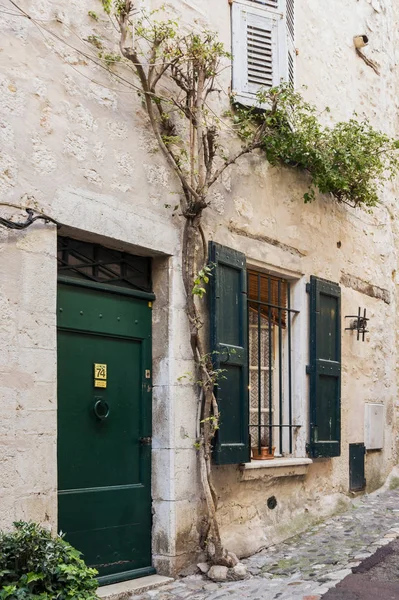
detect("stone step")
[97,575,174,600]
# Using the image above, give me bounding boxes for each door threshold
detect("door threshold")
[97,574,174,599]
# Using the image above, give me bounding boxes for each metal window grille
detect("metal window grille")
[248,270,299,457]
[57,237,152,293]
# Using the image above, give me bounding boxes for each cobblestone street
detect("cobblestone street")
[134,487,399,600]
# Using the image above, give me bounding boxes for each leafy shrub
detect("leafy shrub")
[232,84,399,209]
[0,522,98,599]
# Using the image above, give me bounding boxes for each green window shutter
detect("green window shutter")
[209,241,250,465]
[308,276,341,458]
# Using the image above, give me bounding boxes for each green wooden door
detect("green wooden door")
[57,282,154,585]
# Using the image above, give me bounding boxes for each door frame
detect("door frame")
[57,274,156,585]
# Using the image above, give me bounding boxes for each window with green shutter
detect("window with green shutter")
[209,242,250,465]
[307,276,341,458]
[209,242,301,464]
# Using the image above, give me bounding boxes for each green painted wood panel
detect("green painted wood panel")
[308,276,341,458]
[349,443,366,491]
[209,242,250,465]
[57,283,153,585]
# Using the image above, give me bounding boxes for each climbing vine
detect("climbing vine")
[98,0,269,568]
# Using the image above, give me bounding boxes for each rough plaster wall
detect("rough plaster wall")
[0,0,399,576]
[203,0,399,558]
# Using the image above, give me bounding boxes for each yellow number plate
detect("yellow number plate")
[94,364,107,388]
[94,380,107,388]
[94,363,107,380]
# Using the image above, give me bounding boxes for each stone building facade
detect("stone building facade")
[0,0,398,585]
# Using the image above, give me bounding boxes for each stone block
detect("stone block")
[16,408,56,436]
[152,257,171,310]
[169,309,193,360]
[152,448,174,501]
[172,386,198,449]
[14,491,57,530]
[14,434,56,494]
[16,348,57,383]
[152,499,176,556]
[18,380,57,411]
[20,252,57,314]
[152,385,173,449]
[173,449,199,501]
[17,310,57,351]
[153,448,199,502]
[0,385,18,411]
[152,307,170,363]
[174,498,202,556]
[0,493,15,530]
[16,226,56,255]
[0,409,16,438]
[0,441,16,490]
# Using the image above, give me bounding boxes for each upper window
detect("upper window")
[57,237,152,293]
[231,0,295,107]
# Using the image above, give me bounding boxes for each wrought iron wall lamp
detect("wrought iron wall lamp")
[345,307,369,341]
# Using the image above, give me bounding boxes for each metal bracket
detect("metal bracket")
[345,307,369,341]
[139,437,152,446]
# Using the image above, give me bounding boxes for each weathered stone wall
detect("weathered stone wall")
[0,0,398,576]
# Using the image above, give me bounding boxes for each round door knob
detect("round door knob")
[93,399,110,421]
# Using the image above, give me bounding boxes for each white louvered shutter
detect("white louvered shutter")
[244,0,279,7]
[286,0,295,86]
[231,0,294,106]
[232,1,282,106]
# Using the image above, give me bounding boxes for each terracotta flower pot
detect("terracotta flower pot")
[251,446,276,460]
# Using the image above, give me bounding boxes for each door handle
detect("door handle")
[94,399,110,421]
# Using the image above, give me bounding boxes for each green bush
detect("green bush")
[231,84,399,209]
[0,522,99,599]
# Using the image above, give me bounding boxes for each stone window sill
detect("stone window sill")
[239,457,312,481]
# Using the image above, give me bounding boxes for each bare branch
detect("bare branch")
[205,141,263,190]
[116,8,201,205]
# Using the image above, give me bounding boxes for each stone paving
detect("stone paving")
[132,487,399,600]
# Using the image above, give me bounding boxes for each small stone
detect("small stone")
[197,562,210,574]
[227,563,249,581]
[207,565,228,582]
[227,551,239,567]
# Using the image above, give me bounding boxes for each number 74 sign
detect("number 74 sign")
[94,363,107,388]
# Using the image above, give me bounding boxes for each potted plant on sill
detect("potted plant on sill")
[250,431,276,460]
